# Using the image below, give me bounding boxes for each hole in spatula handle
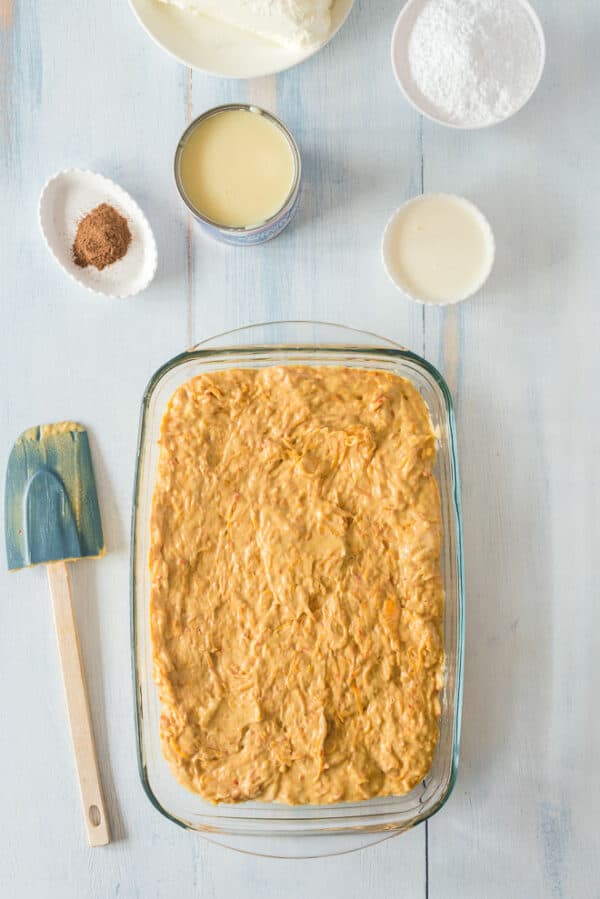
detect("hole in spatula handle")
[88,804,102,827]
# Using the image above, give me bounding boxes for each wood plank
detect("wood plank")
[0,0,191,892]
[424,1,600,895]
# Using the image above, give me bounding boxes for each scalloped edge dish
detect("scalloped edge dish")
[39,169,157,299]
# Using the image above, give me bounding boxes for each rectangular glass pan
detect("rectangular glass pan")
[132,322,464,837]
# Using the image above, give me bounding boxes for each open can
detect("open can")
[174,104,302,246]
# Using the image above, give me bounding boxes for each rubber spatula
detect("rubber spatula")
[5,422,110,846]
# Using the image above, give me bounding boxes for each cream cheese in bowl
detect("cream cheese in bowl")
[157,0,333,48]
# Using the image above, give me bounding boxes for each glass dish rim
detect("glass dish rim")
[131,326,464,836]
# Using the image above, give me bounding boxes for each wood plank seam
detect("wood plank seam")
[420,112,429,898]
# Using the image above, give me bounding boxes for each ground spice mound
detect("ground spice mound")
[73,203,132,270]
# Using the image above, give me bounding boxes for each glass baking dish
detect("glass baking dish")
[131,322,464,839]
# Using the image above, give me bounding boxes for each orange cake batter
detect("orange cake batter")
[149,366,444,805]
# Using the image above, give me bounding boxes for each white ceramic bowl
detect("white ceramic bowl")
[39,170,157,299]
[391,0,546,130]
[382,193,496,305]
[129,0,355,79]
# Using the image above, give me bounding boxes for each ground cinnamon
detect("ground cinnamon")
[73,203,132,270]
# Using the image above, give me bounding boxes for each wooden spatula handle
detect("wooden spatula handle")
[47,561,110,846]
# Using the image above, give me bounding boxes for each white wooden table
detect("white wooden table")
[1,0,599,895]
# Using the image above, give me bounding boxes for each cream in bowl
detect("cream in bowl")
[382,193,495,305]
[174,104,301,245]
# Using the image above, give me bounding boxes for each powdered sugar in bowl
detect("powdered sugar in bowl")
[391,0,546,129]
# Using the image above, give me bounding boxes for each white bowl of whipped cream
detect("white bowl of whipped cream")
[382,193,496,305]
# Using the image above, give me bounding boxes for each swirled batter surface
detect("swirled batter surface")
[150,366,444,805]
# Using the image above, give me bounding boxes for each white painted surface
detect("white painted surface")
[0,0,598,896]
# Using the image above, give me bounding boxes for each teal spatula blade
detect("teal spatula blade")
[25,469,81,566]
[5,422,104,571]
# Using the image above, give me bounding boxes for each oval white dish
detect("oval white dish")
[39,170,157,299]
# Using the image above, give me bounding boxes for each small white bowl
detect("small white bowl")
[391,0,546,130]
[39,170,158,299]
[382,193,496,305]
